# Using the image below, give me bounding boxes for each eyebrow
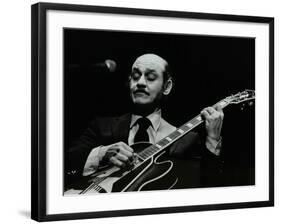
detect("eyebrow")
[132,67,157,74]
[131,67,140,73]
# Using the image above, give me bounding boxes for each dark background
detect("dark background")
[64,28,255,186]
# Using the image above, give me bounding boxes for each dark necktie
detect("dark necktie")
[134,117,151,143]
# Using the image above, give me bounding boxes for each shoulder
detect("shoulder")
[90,113,131,126]
[169,131,201,158]
[177,131,200,147]
[90,113,132,136]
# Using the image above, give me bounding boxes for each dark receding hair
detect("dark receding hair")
[163,63,173,84]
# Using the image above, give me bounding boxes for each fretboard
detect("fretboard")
[137,99,230,161]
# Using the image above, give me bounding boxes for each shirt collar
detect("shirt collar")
[130,109,161,132]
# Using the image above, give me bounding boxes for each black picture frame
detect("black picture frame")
[31,2,274,222]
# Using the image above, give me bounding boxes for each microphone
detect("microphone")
[91,59,117,73]
[68,59,117,73]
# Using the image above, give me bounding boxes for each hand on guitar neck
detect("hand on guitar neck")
[201,104,224,141]
[201,104,224,154]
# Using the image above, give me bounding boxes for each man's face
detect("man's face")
[129,54,167,107]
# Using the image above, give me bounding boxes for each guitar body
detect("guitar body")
[113,142,178,192]
[66,142,178,194]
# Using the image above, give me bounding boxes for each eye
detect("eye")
[131,72,141,80]
[146,73,157,81]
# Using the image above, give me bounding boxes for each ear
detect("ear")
[163,79,173,95]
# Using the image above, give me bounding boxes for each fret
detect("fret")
[142,148,154,155]
[177,128,184,134]
[139,145,160,159]
[185,123,194,128]
[190,117,201,125]
[139,151,153,159]
[144,152,154,158]
[136,153,146,161]
[181,116,203,129]
[150,145,160,152]
[215,99,229,108]
[166,137,172,142]
[179,125,189,132]
[169,130,182,138]
[155,144,162,149]
[157,138,170,147]
[148,147,158,155]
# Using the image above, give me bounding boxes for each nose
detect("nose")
[136,74,146,87]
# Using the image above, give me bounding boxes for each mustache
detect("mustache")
[133,89,149,95]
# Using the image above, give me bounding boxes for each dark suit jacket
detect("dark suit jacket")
[66,113,223,189]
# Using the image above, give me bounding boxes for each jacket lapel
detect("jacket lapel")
[112,113,131,144]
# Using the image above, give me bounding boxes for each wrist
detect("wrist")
[205,136,222,156]
[206,134,221,142]
[83,146,102,176]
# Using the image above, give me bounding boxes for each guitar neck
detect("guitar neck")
[137,99,230,161]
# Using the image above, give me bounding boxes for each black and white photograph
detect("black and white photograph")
[30,2,274,222]
[1,0,280,223]
[64,29,256,194]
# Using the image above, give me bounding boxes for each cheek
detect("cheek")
[129,81,135,91]
[151,81,163,91]
[149,84,164,98]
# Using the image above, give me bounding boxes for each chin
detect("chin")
[134,99,151,105]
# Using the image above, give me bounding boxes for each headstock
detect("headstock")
[225,90,255,105]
